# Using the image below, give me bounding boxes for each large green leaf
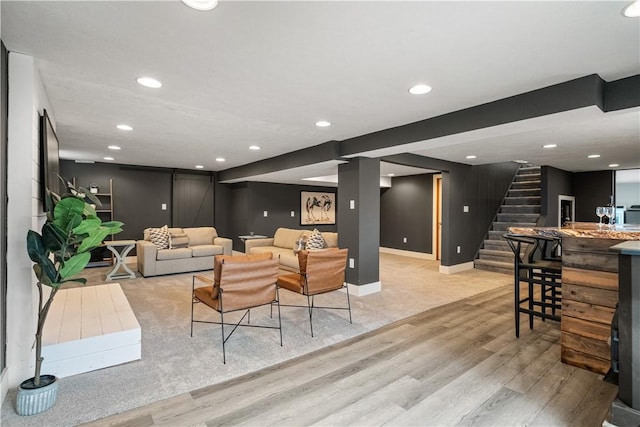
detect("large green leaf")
[101,221,124,229]
[33,264,54,287]
[73,218,101,235]
[42,223,66,252]
[26,230,45,263]
[35,255,58,285]
[53,197,85,229]
[59,252,91,280]
[77,228,111,253]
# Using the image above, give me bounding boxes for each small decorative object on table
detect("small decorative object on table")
[89,183,99,194]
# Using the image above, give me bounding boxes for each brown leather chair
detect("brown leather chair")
[277,248,351,337]
[191,252,281,363]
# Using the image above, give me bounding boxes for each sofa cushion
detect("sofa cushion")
[184,227,216,246]
[168,228,185,237]
[157,247,192,261]
[306,229,326,250]
[191,245,220,257]
[321,232,338,248]
[273,228,303,249]
[146,225,170,249]
[170,233,190,249]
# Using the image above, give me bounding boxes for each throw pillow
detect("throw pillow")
[146,225,170,249]
[170,233,190,249]
[305,229,325,250]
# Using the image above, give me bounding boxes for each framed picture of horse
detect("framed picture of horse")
[300,191,336,225]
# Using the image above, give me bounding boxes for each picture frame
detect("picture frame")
[300,191,336,225]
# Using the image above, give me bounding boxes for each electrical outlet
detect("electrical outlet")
[349,258,355,268]
[403,237,407,243]
[350,200,355,209]
[463,206,469,213]
[291,211,295,217]
[457,246,461,254]
[263,210,268,217]
[161,203,167,211]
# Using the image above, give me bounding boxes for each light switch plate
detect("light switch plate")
[349,258,355,268]
[350,200,355,209]
[291,211,295,217]
[161,203,167,211]
[463,205,469,213]
[263,210,268,217]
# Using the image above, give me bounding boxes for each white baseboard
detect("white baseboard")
[379,247,436,260]
[439,261,474,275]
[346,281,381,296]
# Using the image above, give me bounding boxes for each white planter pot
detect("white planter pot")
[16,375,59,416]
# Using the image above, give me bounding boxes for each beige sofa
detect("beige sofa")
[245,227,338,272]
[137,227,232,277]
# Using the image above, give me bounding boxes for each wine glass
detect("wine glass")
[596,206,605,226]
[604,206,615,226]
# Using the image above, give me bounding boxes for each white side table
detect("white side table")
[105,240,137,280]
[238,234,268,242]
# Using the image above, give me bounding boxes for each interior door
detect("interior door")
[433,175,442,260]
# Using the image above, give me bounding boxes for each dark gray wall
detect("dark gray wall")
[60,161,172,240]
[573,170,615,222]
[380,174,434,253]
[1,40,8,372]
[541,166,573,226]
[173,173,214,228]
[221,181,337,252]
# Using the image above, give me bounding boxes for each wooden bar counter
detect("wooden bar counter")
[509,222,640,374]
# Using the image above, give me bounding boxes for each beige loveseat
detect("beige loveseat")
[245,227,338,272]
[137,227,232,277]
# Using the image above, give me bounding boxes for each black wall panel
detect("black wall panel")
[541,166,573,226]
[173,173,214,228]
[380,174,434,253]
[573,170,614,222]
[60,161,172,241]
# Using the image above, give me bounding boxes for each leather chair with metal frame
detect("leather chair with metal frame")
[503,233,562,338]
[191,252,281,363]
[276,248,351,337]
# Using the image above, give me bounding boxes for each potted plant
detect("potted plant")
[17,179,123,416]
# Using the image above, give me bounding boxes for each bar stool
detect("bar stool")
[504,233,562,337]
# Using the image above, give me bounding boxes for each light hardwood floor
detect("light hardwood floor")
[83,283,618,427]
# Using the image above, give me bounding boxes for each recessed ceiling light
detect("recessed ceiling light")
[181,0,218,11]
[388,173,395,177]
[103,156,114,161]
[108,145,121,150]
[623,0,640,17]
[514,160,528,164]
[466,155,477,159]
[609,163,620,168]
[136,77,162,88]
[315,121,331,127]
[588,154,601,158]
[249,145,261,150]
[116,124,133,131]
[215,157,225,162]
[542,144,557,148]
[408,84,432,95]
[195,165,204,169]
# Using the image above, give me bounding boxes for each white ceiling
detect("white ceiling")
[2,1,639,182]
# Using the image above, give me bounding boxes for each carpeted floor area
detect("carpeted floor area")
[1,253,511,426]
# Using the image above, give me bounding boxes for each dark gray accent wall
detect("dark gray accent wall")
[1,40,8,372]
[172,173,214,228]
[338,158,380,285]
[541,166,573,227]
[220,181,337,252]
[573,170,615,222]
[60,161,172,240]
[380,174,434,253]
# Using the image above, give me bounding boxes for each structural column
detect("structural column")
[337,157,380,295]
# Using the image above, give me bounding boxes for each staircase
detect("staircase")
[474,165,541,275]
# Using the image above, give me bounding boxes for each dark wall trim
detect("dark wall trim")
[604,75,640,112]
[218,140,341,183]
[340,75,605,157]
[1,40,9,372]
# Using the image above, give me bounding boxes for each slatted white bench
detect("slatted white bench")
[41,283,141,378]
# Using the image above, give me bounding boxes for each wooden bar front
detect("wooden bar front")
[561,237,623,374]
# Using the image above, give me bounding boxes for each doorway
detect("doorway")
[433,174,442,260]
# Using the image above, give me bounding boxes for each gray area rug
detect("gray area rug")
[1,253,509,426]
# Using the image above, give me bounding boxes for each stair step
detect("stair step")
[504,196,541,205]
[474,259,513,275]
[508,188,541,197]
[501,205,541,214]
[497,213,540,222]
[483,240,511,251]
[488,230,507,240]
[511,180,540,189]
[514,173,541,182]
[492,222,537,231]
[517,166,541,175]
[478,249,515,263]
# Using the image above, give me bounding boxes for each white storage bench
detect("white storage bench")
[41,283,141,378]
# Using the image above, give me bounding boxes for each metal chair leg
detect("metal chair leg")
[276,287,283,346]
[345,283,352,324]
[307,293,314,337]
